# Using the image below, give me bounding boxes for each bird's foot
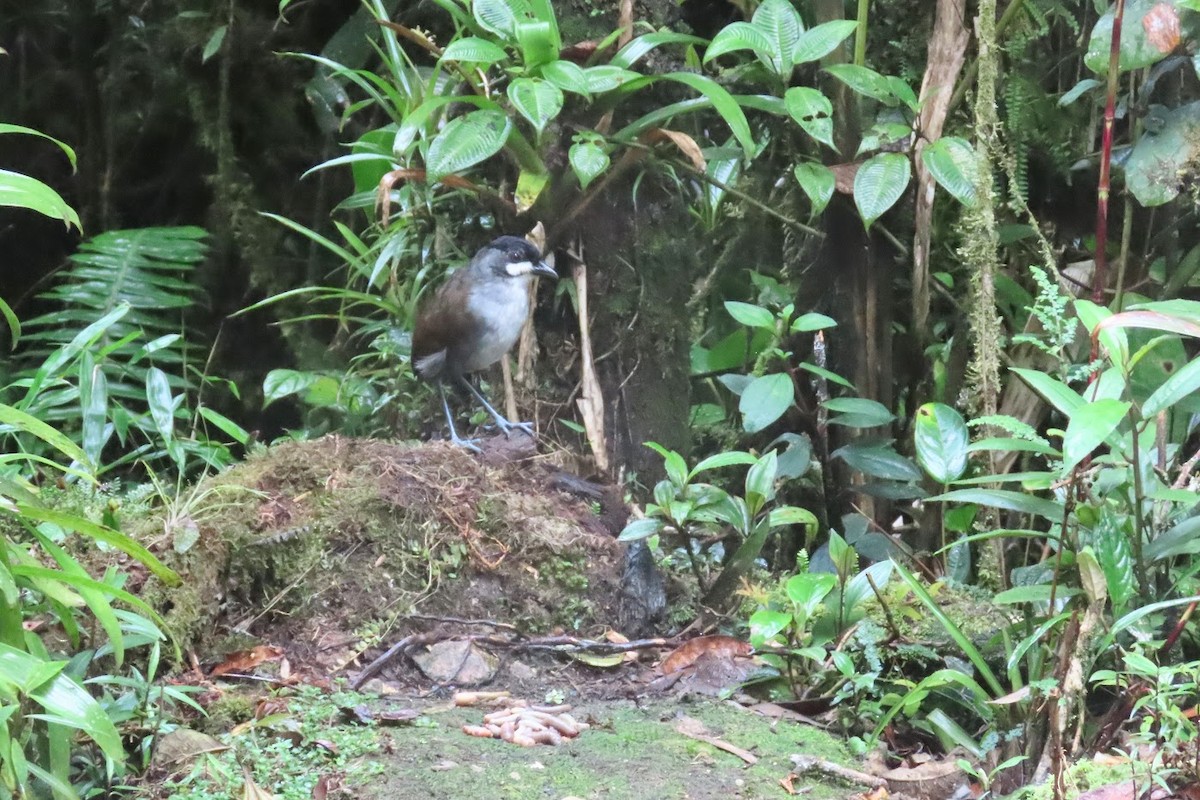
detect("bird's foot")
[448,433,482,453]
[494,418,535,438]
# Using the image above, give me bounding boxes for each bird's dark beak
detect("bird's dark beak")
[533,260,557,279]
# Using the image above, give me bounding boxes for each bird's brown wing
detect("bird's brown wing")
[411,269,479,381]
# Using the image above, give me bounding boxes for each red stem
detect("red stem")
[1093,0,1125,308]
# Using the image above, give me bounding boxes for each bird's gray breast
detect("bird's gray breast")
[461,277,531,372]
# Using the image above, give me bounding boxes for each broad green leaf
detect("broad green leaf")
[792,20,856,64]
[1059,78,1102,106]
[473,0,531,40]
[645,441,688,488]
[0,169,82,231]
[995,585,1080,604]
[824,63,894,104]
[749,608,792,646]
[14,505,180,584]
[822,397,895,427]
[921,136,978,207]
[1094,308,1200,340]
[29,670,124,763]
[581,65,641,93]
[853,152,910,228]
[739,373,794,433]
[791,311,836,332]
[1085,0,1182,74]
[516,19,557,68]
[1143,355,1200,416]
[425,109,512,181]
[515,168,550,210]
[930,489,1065,521]
[744,451,778,516]
[786,572,837,619]
[751,0,803,77]
[784,87,835,149]
[1077,547,1107,605]
[539,60,590,95]
[441,37,509,64]
[793,162,835,214]
[1075,298,1128,369]
[0,404,89,467]
[0,124,77,168]
[834,444,922,481]
[704,21,774,63]
[1146,516,1200,561]
[767,505,817,531]
[507,78,563,136]
[724,301,775,330]
[1011,367,1085,415]
[201,24,227,63]
[914,402,967,483]
[1093,511,1134,611]
[611,32,706,69]
[263,368,319,406]
[198,406,250,444]
[145,366,175,444]
[618,517,665,542]
[662,72,756,159]
[1123,101,1200,206]
[79,357,108,467]
[1062,399,1129,470]
[569,141,609,189]
[689,451,758,478]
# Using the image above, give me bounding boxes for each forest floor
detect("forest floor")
[113,435,1138,799]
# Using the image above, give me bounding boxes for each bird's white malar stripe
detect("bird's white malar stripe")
[505,260,534,276]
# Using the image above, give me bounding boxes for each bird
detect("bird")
[411,235,557,451]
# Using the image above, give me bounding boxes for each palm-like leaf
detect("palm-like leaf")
[19,226,208,425]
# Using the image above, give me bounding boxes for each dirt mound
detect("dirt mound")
[137,435,634,674]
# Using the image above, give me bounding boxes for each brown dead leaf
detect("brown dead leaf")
[639,128,706,171]
[1143,3,1181,54]
[256,697,290,719]
[212,646,284,677]
[674,716,758,764]
[779,772,797,795]
[660,635,751,675]
[311,774,329,800]
[242,768,278,800]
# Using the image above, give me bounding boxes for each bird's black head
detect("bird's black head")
[476,236,557,280]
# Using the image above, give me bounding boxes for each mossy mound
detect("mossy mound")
[133,435,624,664]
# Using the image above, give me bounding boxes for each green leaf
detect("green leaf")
[724,301,775,330]
[1085,0,1182,74]
[473,0,531,40]
[1061,399,1129,470]
[145,367,175,443]
[568,141,609,189]
[201,24,227,63]
[822,397,895,427]
[618,517,664,542]
[790,311,836,333]
[198,406,250,445]
[1011,367,1085,415]
[853,152,910,228]
[767,505,817,531]
[662,72,756,159]
[516,19,557,68]
[793,162,835,214]
[0,170,82,231]
[15,505,179,585]
[539,60,590,95]
[921,136,978,207]
[739,373,794,433]
[0,124,77,168]
[611,31,707,69]
[749,608,792,647]
[792,19,856,64]
[1125,102,1200,206]
[1143,354,1200,417]
[689,451,758,479]
[29,670,125,764]
[914,402,968,483]
[784,87,835,149]
[1146,516,1200,561]
[1059,77,1102,106]
[930,489,1065,521]
[646,441,688,488]
[581,65,642,93]
[704,21,774,62]
[441,36,509,64]
[507,78,563,136]
[750,0,803,77]
[0,403,90,470]
[262,368,319,406]
[744,451,778,516]
[79,357,108,468]
[425,109,512,181]
[824,63,894,104]
[834,444,923,481]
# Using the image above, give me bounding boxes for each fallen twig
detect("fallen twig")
[789,755,886,788]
